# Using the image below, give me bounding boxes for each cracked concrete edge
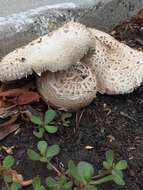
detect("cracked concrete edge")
[0,0,143,56]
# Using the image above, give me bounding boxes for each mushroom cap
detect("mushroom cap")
[36,62,97,111]
[1,20,143,112]
[82,28,143,94]
[0,22,93,82]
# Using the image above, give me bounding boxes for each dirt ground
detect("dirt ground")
[0,14,143,190]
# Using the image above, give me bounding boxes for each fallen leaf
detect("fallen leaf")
[4,169,32,186]
[0,88,27,97]
[0,124,20,140]
[0,105,18,118]
[0,114,19,127]
[0,85,40,106]
[17,91,40,105]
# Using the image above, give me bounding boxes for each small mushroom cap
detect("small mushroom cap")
[82,28,143,94]
[36,62,97,111]
[0,22,93,82]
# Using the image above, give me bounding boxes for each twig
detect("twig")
[76,110,84,129]
[92,170,111,180]
[120,111,137,122]
[47,161,62,176]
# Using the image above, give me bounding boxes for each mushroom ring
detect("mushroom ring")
[0,22,143,110]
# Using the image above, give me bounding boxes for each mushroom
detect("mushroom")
[1,22,143,111]
[37,62,97,111]
[0,22,93,81]
[82,28,143,94]
[0,22,96,110]
[37,24,143,110]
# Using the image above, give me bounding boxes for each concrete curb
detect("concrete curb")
[0,0,143,56]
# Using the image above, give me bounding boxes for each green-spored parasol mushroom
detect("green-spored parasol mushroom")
[0,22,143,110]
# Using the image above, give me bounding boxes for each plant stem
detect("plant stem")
[47,161,62,176]
[90,175,113,185]
[92,170,111,179]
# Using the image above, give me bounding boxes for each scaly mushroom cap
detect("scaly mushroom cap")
[1,21,143,110]
[0,22,93,81]
[36,62,97,111]
[82,28,143,94]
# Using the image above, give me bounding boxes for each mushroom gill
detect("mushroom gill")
[36,62,97,111]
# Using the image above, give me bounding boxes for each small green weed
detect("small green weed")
[31,109,72,138]
[0,155,22,190]
[1,110,128,190]
[1,147,127,190]
[27,140,60,173]
[28,142,127,190]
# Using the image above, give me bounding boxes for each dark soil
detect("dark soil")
[0,15,143,190]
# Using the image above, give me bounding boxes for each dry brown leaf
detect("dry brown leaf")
[4,169,32,186]
[0,124,20,140]
[0,113,20,140]
[0,114,19,127]
[17,91,40,105]
[0,105,18,119]
[0,88,27,97]
[0,86,40,106]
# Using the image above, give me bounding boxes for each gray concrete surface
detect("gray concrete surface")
[0,0,96,16]
[0,0,143,56]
